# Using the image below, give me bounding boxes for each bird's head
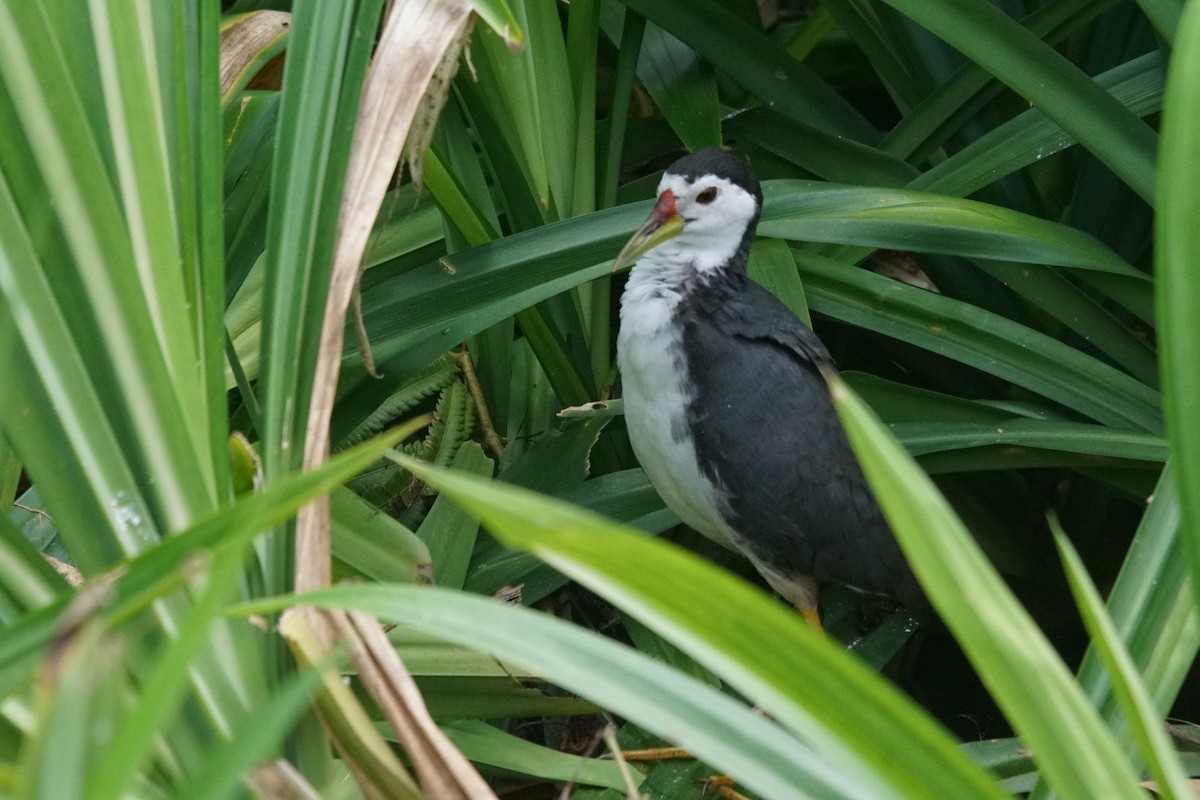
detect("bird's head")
[613,148,763,276]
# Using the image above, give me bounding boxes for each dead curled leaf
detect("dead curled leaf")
[288,3,497,797]
[218,11,291,100]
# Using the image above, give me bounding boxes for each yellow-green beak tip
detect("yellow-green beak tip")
[612,190,684,273]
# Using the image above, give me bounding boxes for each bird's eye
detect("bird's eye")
[696,187,718,204]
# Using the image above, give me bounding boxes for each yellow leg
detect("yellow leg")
[799,605,824,632]
[765,571,824,632]
[791,574,824,633]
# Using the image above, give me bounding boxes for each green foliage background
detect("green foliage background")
[2,0,1200,798]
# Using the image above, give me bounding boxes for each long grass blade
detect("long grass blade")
[1156,0,1200,611]
[830,375,1146,799]
[879,0,1158,204]
[374,454,1011,800]
[238,582,949,800]
[1054,528,1193,800]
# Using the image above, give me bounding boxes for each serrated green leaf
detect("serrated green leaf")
[416,443,492,590]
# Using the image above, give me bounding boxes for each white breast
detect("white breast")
[617,260,741,551]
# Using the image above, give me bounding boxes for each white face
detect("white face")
[652,171,760,274]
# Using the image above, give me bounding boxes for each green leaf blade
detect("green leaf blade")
[830,375,1147,800]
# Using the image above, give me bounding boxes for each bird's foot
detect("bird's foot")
[799,605,824,633]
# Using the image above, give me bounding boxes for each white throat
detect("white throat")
[616,248,743,553]
[614,154,765,557]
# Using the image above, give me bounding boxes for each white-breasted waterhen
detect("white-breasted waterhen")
[613,148,920,629]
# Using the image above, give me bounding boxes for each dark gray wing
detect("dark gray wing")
[680,280,918,603]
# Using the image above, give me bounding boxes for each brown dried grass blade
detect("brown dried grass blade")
[218,11,291,102]
[285,3,493,797]
[281,608,421,800]
[331,609,497,799]
[295,0,474,595]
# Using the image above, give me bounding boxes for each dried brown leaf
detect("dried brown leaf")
[330,609,497,799]
[281,608,421,800]
[294,0,475,594]
[218,11,291,101]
